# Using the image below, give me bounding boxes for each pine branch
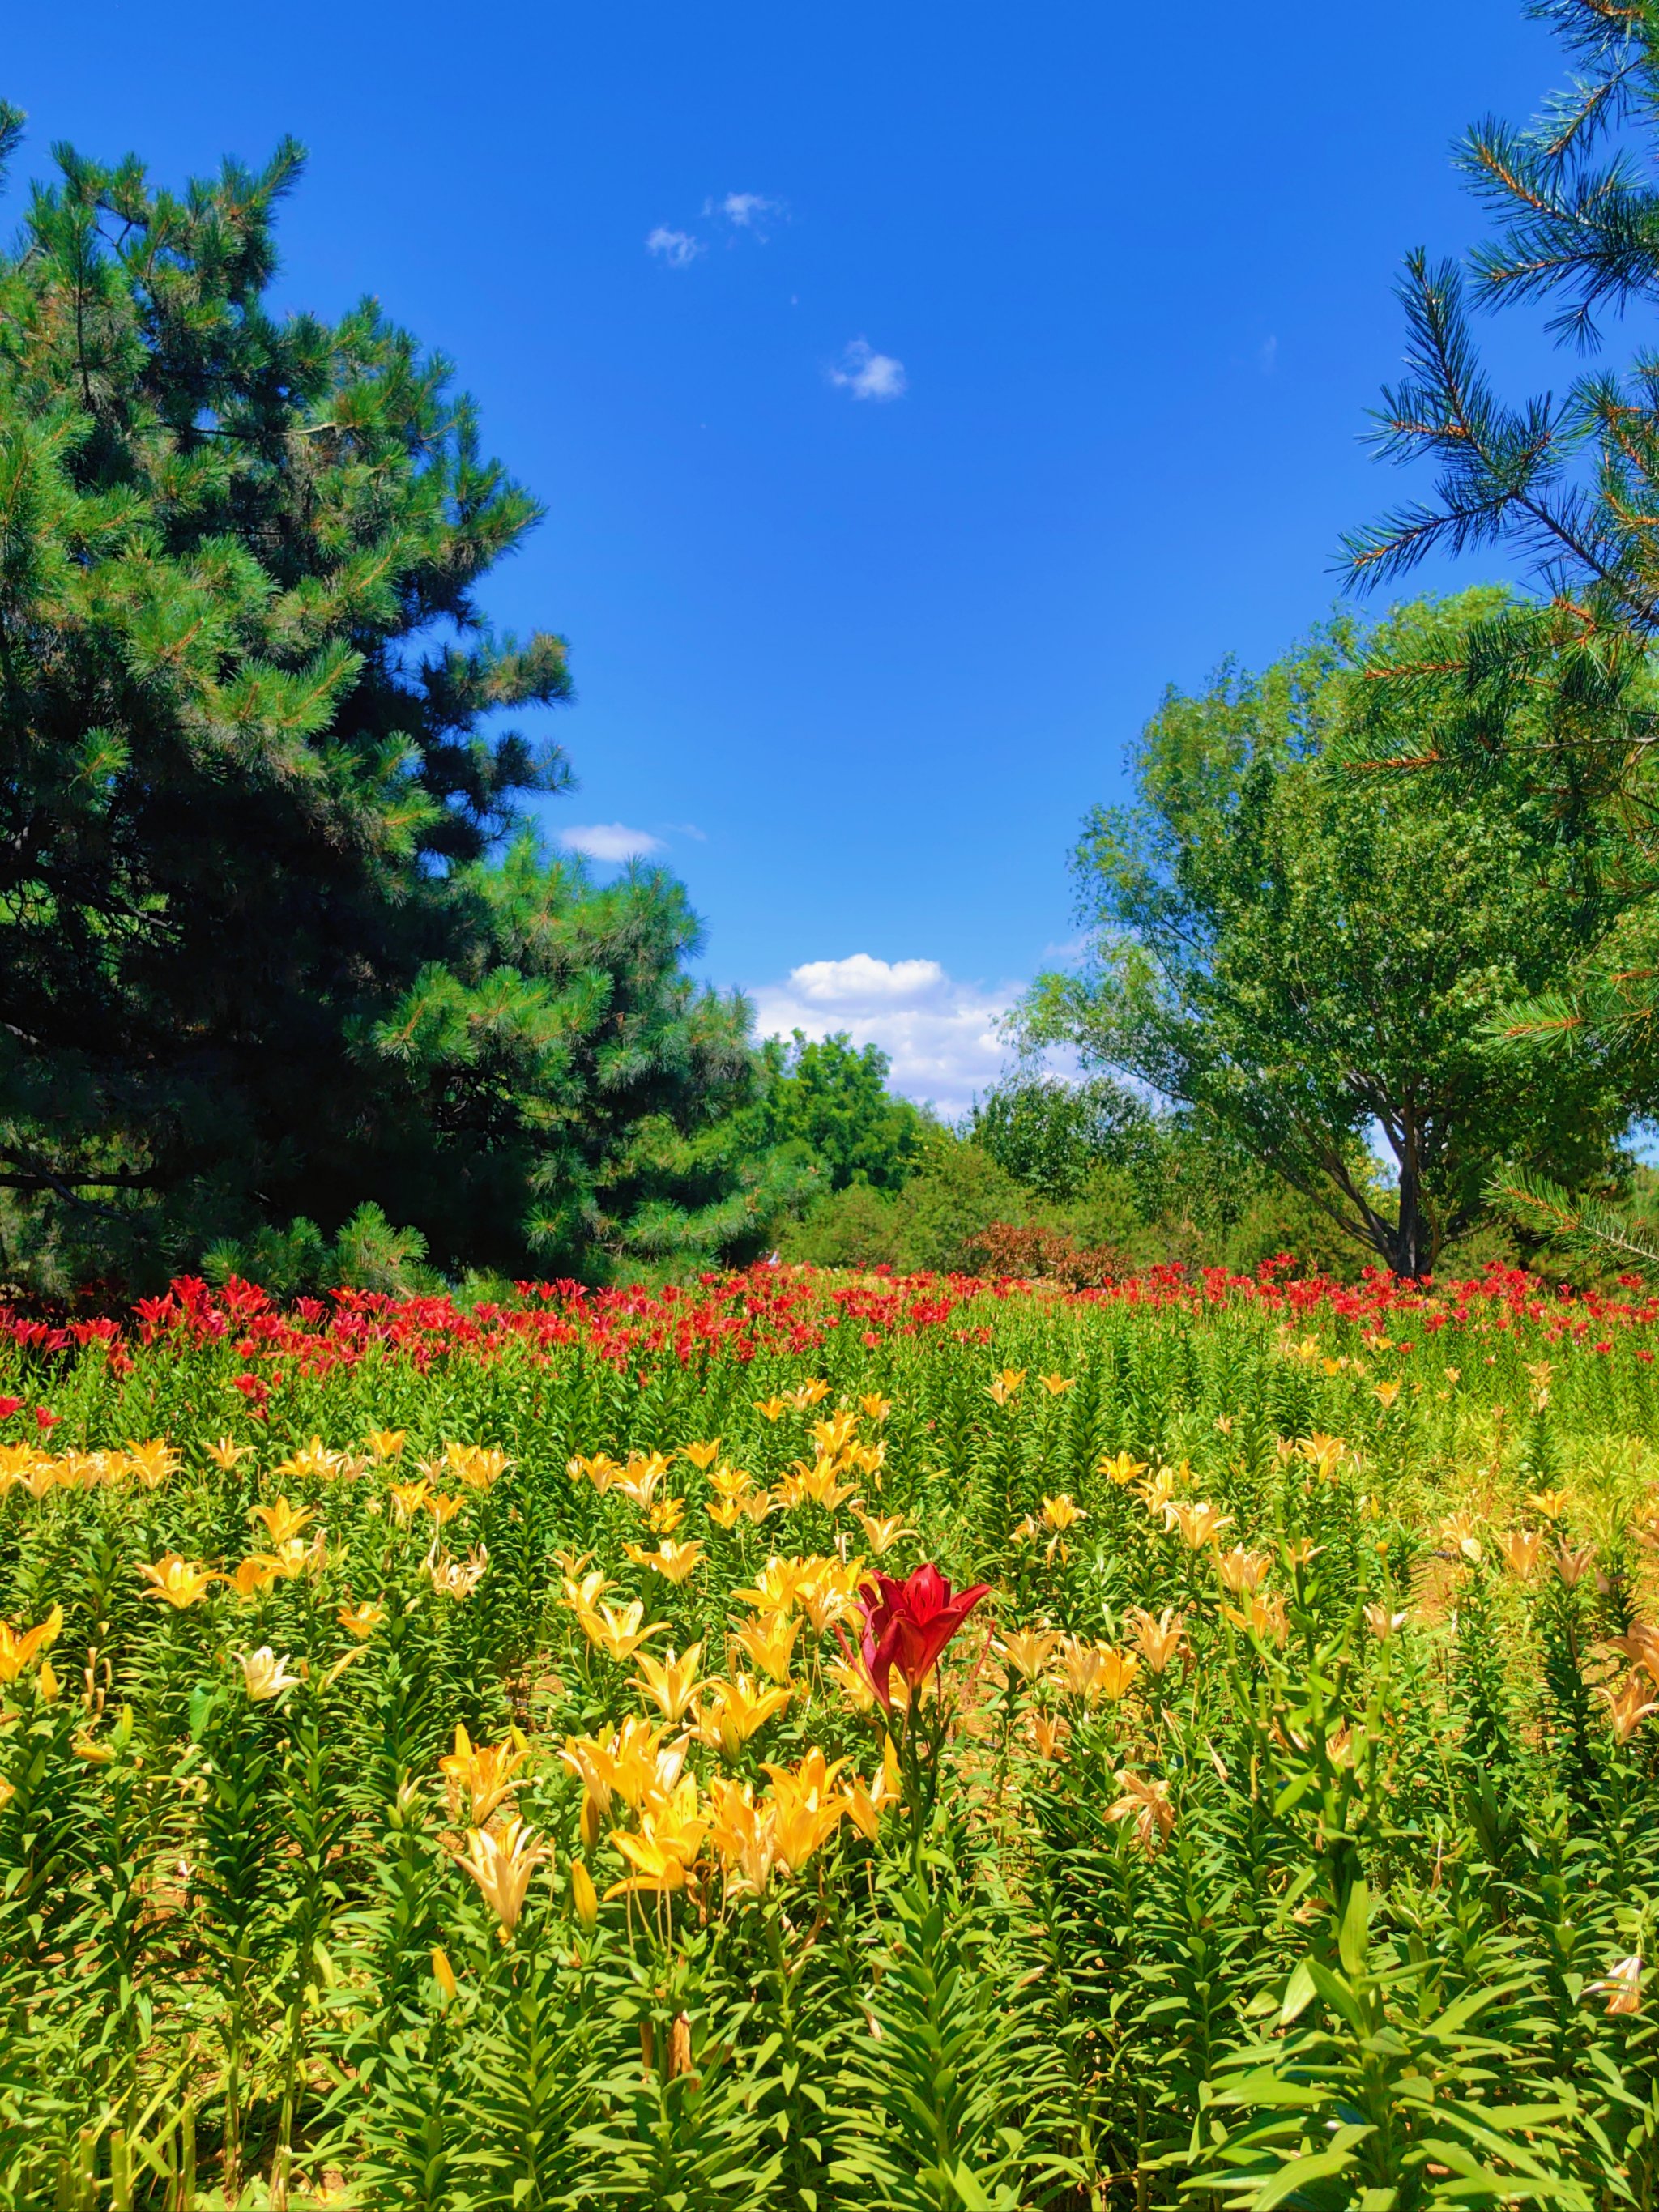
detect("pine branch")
[1491,1163,1659,1266]
[0,103,23,192]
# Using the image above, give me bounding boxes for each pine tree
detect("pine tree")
[1337,0,1659,867]
[1336,2,1659,1264]
[0,113,794,1287]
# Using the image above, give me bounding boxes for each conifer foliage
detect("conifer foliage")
[0,113,792,1287]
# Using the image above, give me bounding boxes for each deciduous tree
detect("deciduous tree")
[1020,597,1630,1276]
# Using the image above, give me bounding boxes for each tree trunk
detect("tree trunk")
[1384,1115,1431,1279]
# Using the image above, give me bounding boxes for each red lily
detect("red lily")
[842,1562,991,1711]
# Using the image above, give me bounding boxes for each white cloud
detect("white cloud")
[646,226,703,267]
[1259,335,1278,374]
[706,191,783,235]
[750,953,1015,1116]
[559,823,666,863]
[829,337,906,403]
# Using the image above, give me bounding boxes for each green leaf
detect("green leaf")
[1253,2146,1360,2211]
[1280,1961,1317,2027]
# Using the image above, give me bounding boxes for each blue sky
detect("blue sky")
[4,0,1567,1110]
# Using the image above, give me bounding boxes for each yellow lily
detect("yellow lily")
[440,1721,529,1824]
[1098,1451,1149,1486]
[337,1600,386,1639]
[706,1777,778,1896]
[1593,1955,1644,2016]
[561,1569,610,1613]
[612,1452,672,1510]
[1297,1431,1346,1481]
[634,1643,703,1724]
[605,1777,706,1898]
[625,1538,705,1586]
[1499,1528,1546,1579]
[577,1600,667,1664]
[697,1673,791,1758]
[237,1647,302,1702]
[427,1545,489,1600]
[826,1654,882,1712]
[569,1858,599,1925]
[1027,1712,1069,1759]
[731,1556,811,1614]
[124,1438,180,1488]
[268,1532,327,1581]
[779,1456,861,1513]
[223,1555,280,1599]
[761,1748,851,1874]
[852,1507,911,1556]
[846,1738,902,1839]
[1107,1771,1175,1853]
[994,1628,1056,1682]
[1556,1541,1597,1588]
[1040,1494,1086,1532]
[1053,1637,1138,1701]
[1166,1499,1234,1549]
[274,1437,347,1483]
[1213,1545,1272,1595]
[1604,1675,1659,1743]
[137,1555,216,1609]
[456,1816,548,1936]
[1125,1605,1188,1675]
[1439,1511,1482,1565]
[732,1612,800,1685]
[249,1495,314,1545]
[1223,1593,1290,1647]
[0,1603,62,1684]
[448,1443,510,1490]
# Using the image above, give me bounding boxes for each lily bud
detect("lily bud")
[570,1859,599,1927]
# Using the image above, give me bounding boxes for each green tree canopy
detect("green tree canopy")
[748,1031,928,1193]
[967,1074,1158,1203]
[1019,594,1633,1277]
[0,115,798,1288]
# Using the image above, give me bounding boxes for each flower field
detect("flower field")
[8,1260,1659,2210]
